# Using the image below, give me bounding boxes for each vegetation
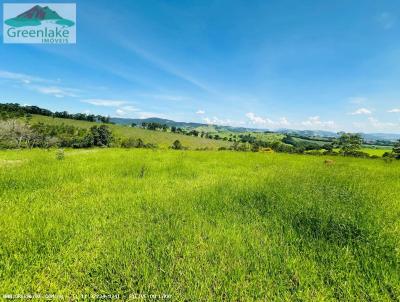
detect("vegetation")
[0,105,398,160]
[27,115,232,150]
[0,119,113,149]
[393,140,400,159]
[0,103,112,123]
[171,139,184,150]
[0,149,399,300]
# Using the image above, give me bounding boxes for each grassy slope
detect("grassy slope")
[0,149,399,300]
[29,115,231,150]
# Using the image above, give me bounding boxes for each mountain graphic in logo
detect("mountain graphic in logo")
[4,5,75,27]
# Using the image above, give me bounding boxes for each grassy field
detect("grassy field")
[0,149,399,300]
[29,115,231,150]
[361,148,392,156]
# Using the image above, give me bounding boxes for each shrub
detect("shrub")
[56,149,65,160]
[171,140,183,150]
[121,138,157,149]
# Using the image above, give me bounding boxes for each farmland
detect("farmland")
[1,148,399,300]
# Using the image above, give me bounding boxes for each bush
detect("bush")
[121,138,157,149]
[341,150,370,158]
[56,149,64,160]
[171,140,183,150]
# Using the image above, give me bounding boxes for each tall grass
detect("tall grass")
[0,149,399,300]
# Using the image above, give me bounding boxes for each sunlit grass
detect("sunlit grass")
[28,115,231,150]
[0,149,399,300]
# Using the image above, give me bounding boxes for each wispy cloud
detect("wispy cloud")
[32,85,80,98]
[301,116,336,130]
[0,70,44,84]
[388,108,400,113]
[81,99,128,107]
[377,12,396,30]
[0,70,80,98]
[351,108,372,115]
[348,96,367,104]
[118,39,217,94]
[196,110,205,115]
[81,98,163,119]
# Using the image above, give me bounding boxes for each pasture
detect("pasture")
[0,149,399,300]
[29,115,231,150]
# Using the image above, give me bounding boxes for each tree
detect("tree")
[393,140,400,159]
[90,125,113,147]
[131,123,137,128]
[0,119,32,148]
[171,140,183,150]
[336,133,363,155]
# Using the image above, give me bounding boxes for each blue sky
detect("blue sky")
[1,0,400,133]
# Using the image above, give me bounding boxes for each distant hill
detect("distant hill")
[110,117,206,129]
[111,117,400,142]
[30,115,231,150]
[110,117,263,133]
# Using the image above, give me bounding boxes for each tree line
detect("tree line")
[0,103,112,123]
[0,120,113,149]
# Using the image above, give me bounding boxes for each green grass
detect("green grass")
[361,148,392,156]
[29,115,231,150]
[0,149,399,300]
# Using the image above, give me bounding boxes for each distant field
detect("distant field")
[361,148,392,156]
[29,115,231,150]
[0,149,399,300]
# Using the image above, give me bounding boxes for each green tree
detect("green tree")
[90,125,113,147]
[393,140,400,159]
[171,140,183,150]
[336,133,363,155]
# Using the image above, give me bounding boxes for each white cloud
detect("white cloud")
[353,117,399,132]
[203,116,244,126]
[246,112,272,126]
[351,108,372,115]
[301,116,336,130]
[367,117,397,129]
[196,110,205,115]
[33,85,80,98]
[388,108,400,113]
[0,70,80,98]
[245,112,291,128]
[115,105,140,116]
[137,111,168,119]
[348,97,367,104]
[81,99,128,107]
[0,70,45,84]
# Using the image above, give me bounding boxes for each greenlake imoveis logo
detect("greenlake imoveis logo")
[3,3,76,44]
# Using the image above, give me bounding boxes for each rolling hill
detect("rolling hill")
[30,115,232,150]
